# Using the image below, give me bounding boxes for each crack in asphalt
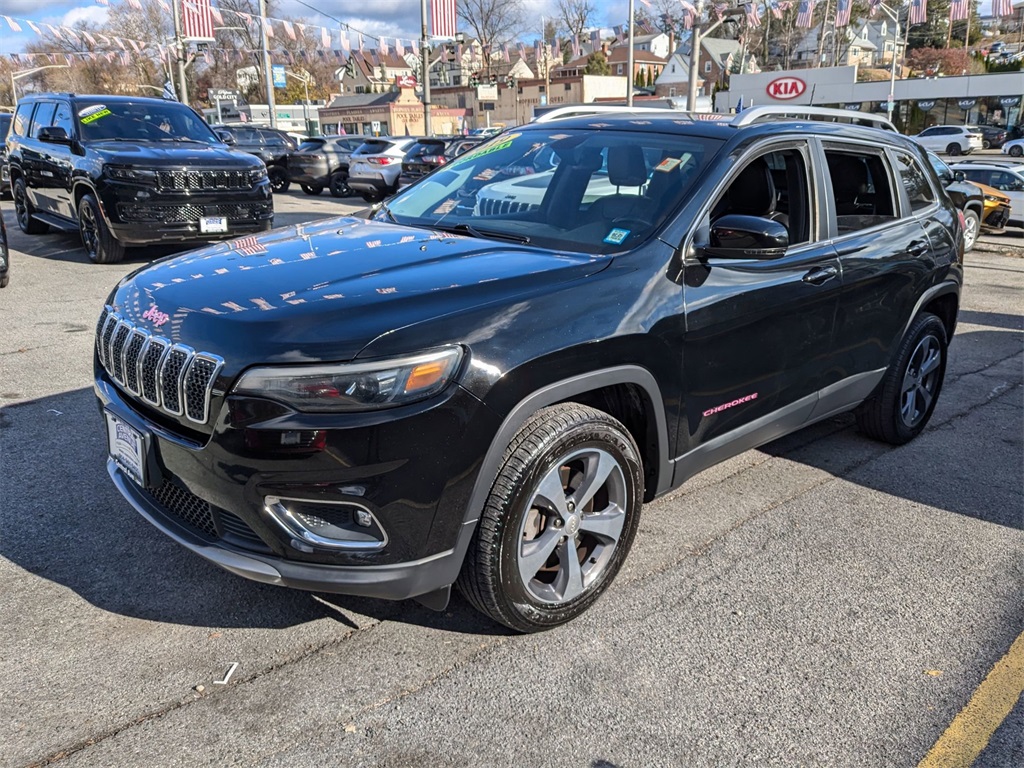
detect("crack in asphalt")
[23,354,1023,768]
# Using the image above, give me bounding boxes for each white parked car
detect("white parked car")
[346,137,418,203]
[1002,137,1024,158]
[950,159,1024,227]
[912,125,983,156]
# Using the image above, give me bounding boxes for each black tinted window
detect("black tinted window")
[11,104,32,137]
[53,103,74,137]
[357,140,393,154]
[825,149,897,233]
[0,114,11,139]
[29,102,56,138]
[895,152,935,212]
[406,140,447,159]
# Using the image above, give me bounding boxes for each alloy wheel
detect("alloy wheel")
[516,447,627,604]
[79,201,99,257]
[899,335,942,428]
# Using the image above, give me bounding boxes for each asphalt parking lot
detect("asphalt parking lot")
[0,190,1021,768]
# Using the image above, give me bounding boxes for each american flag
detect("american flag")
[949,0,969,21]
[908,0,928,25]
[835,0,852,27]
[991,0,1013,15]
[590,29,600,49]
[868,0,881,15]
[746,3,762,26]
[502,43,510,62]
[796,0,816,27]
[431,0,458,38]
[769,0,783,19]
[572,34,580,58]
[233,236,267,256]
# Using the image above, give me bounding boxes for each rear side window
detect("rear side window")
[29,102,56,138]
[824,149,897,233]
[11,103,32,137]
[894,152,935,212]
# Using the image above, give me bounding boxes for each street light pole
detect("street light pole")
[876,3,901,125]
[420,0,432,135]
[172,0,189,103]
[259,0,277,127]
[627,0,635,106]
[285,69,313,135]
[10,65,71,103]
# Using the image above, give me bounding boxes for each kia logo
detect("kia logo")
[766,77,806,100]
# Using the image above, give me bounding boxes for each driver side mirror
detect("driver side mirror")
[704,214,789,260]
[216,130,237,146]
[38,126,71,144]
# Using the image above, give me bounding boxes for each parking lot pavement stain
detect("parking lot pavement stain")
[917,631,1024,768]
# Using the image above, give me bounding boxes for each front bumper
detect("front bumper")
[983,205,1012,230]
[95,371,499,600]
[98,180,274,245]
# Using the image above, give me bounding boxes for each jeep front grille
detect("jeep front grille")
[118,201,271,224]
[96,306,223,425]
[156,169,252,192]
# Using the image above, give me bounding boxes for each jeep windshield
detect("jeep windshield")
[379,128,723,254]
[76,101,221,144]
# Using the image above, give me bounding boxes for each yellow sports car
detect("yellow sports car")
[972,181,1012,230]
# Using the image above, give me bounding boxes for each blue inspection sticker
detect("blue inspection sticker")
[603,228,631,245]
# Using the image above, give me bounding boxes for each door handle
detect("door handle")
[803,265,838,285]
[907,240,929,257]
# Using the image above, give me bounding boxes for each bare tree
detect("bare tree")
[458,0,526,48]
[557,0,595,41]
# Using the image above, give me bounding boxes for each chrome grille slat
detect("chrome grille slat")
[156,169,251,192]
[96,310,223,425]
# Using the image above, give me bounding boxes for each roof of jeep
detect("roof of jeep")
[20,93,187,106]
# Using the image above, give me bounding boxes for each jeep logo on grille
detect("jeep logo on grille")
[766,77,806,101]
[142,305,170,328]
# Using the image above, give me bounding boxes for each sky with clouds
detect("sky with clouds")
[0,1,635,55]
[0,0,1013,56]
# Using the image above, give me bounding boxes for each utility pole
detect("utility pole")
[420,0,432,135]
[259,0,277,127]
[172,0,188,103]
[627,0,635,106]
[815,0,833,68]
[687,2,729,111]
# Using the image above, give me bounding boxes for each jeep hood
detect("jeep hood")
[89,141,263,169]
[110,216,608,368]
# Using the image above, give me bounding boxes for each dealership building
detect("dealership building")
[718,66,1023,131]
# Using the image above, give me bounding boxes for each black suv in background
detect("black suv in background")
[0,112,12,198]
[285,135,366,197]
[214,125,296,193]
[7,94,273,264]
[95,107,963,633]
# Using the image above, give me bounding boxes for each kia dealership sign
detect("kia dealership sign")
[766,77,806,100]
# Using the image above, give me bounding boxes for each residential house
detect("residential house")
[655,38,750,98]
[335,49,419,95]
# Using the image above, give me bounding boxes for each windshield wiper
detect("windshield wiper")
[153,137,208,143]
[433,222,531,244]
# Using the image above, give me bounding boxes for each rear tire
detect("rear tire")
[268,167,290,194]
[961,209,980,252]
[946,143,962,156]
[456,403,643,633]
[13,178,49,235]
[300,184,323,196]
[78,193,125,264]
[856,312,947,445]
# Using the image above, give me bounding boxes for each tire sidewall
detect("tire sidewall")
[494,422,642,630]
[889,315,948,442]
[962,210,979,251]
[13,179,31,231]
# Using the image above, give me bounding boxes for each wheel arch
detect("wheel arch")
[462,366,672,537]
[906,281,960,345]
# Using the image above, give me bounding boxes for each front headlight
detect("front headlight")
[984,194,1006,204]
[107,166,158,183]
[250,165,268,183]
[232,347,464,412]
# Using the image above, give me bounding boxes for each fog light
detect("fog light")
[264,495,387,551]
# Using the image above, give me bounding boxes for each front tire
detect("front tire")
[300,184,323,196]
[962,209,980,252]
[856,312,947,445]
[13,178,49,234]
[457,403,643,633]
[1010,145,1023,158]
[78,193,125,264]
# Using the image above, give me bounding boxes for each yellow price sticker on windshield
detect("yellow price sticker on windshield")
[81,108,112,124]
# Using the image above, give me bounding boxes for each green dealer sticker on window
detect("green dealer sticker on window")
[79,105,111,124]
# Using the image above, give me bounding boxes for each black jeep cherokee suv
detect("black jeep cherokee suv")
[95,107,963,632]
[8,94,273,264]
